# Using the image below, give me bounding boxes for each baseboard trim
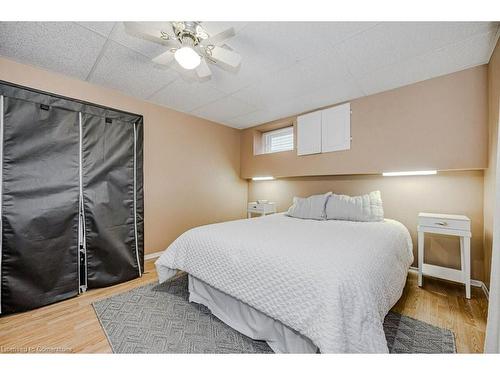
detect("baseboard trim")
[408,266,489,299]
[479,281,490,299]
[144,250,165,260]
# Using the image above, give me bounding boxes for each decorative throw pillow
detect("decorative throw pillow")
[325,190,384,222]
[286,192,332,220]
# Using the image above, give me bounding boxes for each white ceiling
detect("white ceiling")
[0,22,498,129]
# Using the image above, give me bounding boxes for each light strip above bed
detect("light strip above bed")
[252,176,275,181]
[382,170,437,177]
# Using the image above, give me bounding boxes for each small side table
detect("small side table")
[247,202,276,218]
[417,212,471,299]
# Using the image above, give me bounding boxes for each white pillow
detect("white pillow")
[325,191,384,222]
[286,192,332,220]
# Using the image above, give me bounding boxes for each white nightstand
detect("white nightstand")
[247,202,277,218]
[417,212,471,299]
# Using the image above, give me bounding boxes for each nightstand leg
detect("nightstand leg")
[460,236,465,274]
[463,236,471,299]
[247,212,251,219]
[418,231,424,287]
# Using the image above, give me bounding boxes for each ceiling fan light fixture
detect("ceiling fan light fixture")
[174,46,201,70]
[124,22,241,80]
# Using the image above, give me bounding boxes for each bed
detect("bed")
[155,213,413,353]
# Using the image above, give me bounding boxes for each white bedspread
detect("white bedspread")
[155,213,413,353]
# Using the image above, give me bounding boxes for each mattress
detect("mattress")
[156,213,413,353]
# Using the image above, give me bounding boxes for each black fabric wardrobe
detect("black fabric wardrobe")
[0,82,144,314]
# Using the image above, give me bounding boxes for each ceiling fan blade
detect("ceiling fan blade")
[204,27,236,45]
[209,46,241,70]
[123,22,178,48]
[152,50,175,65]
[195,59,212,79]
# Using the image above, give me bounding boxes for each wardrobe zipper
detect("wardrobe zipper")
[0,95,4,313]
[133,122,141,277]
[78,112,87,293]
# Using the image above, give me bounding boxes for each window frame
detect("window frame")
[261,126,294,154]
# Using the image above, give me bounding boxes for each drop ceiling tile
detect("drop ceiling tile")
[77,22,116,37]
[358,30,497,96]
[225,111,270,128]
[203,59,276,96]
[314,22,380,47]
[149,79,228,112]
[232,47,363,110]
[191,95,257,123]
[0,22,107,80]
[336,22,496,77]
[229,65,310,109]
[200,22,249,36]
[108,22,169,59]
[89,40,179,99]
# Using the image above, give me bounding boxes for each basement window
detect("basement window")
[262,126,294,154]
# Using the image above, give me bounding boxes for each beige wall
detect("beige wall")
[248,171,485,280]
[241,66,488,179]
[0,57,248,254]
[484,39,500,287]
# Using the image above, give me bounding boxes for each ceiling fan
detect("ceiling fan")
[123,22,242,80]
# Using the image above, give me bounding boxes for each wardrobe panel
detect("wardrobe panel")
[135,120,144,274]
[1,97,80,313]
[82,113,140,288]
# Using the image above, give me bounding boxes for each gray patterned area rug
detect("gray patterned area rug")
[93,275,456,354]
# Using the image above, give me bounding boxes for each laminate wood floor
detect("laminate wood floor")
[0,259,488,353]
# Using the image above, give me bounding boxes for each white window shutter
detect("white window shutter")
[321,103,351,153]
[297,111,322,155]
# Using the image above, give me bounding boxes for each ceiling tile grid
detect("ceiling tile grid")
[107,22,168,59]
[230,47,364,110]
[356,29,499,95]
[333,22,496,78]
[0,21,498,129]
[88,40,179,100]
[191,95,258,125]
[225,111,270,129]
[77,22,116,38]
[203,22,378,97]
[149,78,228,113]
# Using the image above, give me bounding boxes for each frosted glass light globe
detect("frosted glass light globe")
[174,47,201,70]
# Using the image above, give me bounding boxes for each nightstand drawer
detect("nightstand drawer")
[248,203,260,210]
[247,202,276,212]
[418,216,470,231]
[247,202,276,218]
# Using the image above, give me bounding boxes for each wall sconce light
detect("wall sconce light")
[382,170,437,177]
